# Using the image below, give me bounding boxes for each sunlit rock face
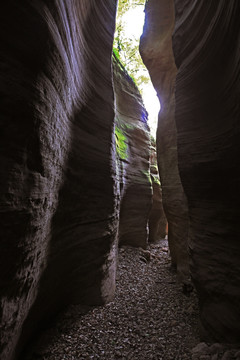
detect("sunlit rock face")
[173,0,240,342]
[0,1,117,359]
[139,0,189,280]
[113,56,152,249]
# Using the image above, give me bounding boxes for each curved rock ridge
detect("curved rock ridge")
[173,0,240,342]
[139,0,189,281]
[113,55,152,249]
[0,1,118,359]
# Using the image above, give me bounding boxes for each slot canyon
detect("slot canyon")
[0,1,240,359]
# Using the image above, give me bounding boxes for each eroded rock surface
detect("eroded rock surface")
[173,0,240,342]
[140,0,189,280]
[113,55,152,249]
[149,145,167,242]
[0,1,118,359]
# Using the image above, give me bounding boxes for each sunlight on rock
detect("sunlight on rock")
[114,1,160,137]
[142,84,160,136]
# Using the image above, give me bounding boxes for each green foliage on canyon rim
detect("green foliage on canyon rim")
[114,0,149,92]
[116,0,146,17]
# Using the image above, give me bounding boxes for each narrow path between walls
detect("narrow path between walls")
[22,239,200,360]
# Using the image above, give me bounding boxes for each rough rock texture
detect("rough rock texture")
[21,240,200,360]
[173,0,240,342]
[148,146,167,242]
[113,56,152,249]
[140,0,189,280]
[0,1,118,359]
[191,342,240,360]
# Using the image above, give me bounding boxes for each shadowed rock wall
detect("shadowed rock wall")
[140,0,189,280]
[173,0,240,342]
[149,146,167,242]
[113,56,152,249]
[0,1,118,359]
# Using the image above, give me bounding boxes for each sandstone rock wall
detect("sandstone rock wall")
[113,56,152,249]
[149,146,167,242]
[0,1,118,359]
[140,0,189,280]
[173,0,240,342]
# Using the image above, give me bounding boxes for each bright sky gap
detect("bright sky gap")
[115,3,160,137]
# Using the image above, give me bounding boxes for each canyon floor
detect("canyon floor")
[22,238,204,359]
[22,239,240,359]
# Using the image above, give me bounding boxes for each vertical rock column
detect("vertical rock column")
[140,0,189,280]
[173,0,240,341]
[113,56,152,249]
[0,1,118,359]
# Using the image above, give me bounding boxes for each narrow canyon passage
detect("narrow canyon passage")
[21,239,199,360]
[1,1,240,359]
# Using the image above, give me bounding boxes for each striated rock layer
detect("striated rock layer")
[113,55,152,249]
[140,0,189,280]
[149,145,167,242]
[173,0,240,342]
[0,1,118,359]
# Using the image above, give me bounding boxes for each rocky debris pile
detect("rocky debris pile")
[192,342,240,360]
[22,238,200,359]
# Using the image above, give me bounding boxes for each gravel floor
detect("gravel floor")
[22,239,201,360]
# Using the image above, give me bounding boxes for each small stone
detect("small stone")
[139,256,148,263]
[185,305,194,314]
[182,282,194,296]
[192,355,199,360]
[192,342,210,355]
[221,350,234,360]
[140,249,151,261]
[209,343,224,354]
[211,354,218,360]
[235,350,240,357]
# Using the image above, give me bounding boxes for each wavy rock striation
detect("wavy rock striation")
[173,0,240,342]
[113,56,152,249]
[140,0,189,280]
[0,1,118,359]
